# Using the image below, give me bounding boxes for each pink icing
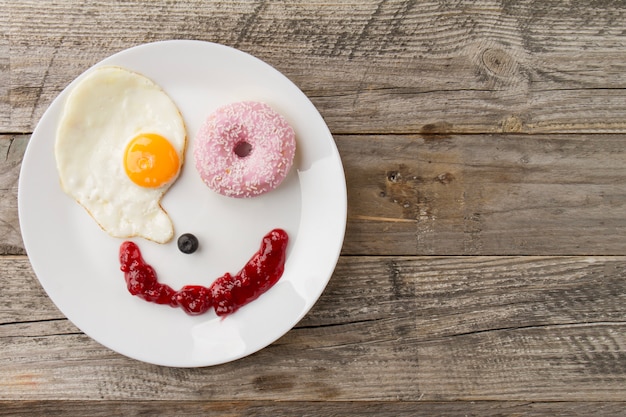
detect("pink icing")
[194,101,296,198]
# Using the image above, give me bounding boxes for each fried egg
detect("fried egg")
[55,66,186,243]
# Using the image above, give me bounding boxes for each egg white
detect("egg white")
[55,66,186,243]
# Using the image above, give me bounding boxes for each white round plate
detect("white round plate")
[18,40,346,367]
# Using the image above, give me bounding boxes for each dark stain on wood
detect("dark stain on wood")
[421,122,453,141]
[253,374,295,392]
[234,0,267,48]
[305,380,341,400]
[387,259,402,299]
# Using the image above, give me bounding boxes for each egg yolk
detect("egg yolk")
[124,133,180,188]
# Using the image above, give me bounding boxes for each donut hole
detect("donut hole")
[234,141,253,158]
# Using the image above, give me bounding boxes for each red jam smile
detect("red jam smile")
[119,229,288,316]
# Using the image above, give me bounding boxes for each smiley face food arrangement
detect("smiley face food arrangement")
[120,229,288,316]
[55,65,295,317]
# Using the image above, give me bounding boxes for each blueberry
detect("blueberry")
[177,233,199,254]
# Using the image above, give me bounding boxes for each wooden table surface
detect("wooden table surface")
[2,1,626,415]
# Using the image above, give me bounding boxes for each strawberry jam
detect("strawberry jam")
[210,229,288,316]
[119,229,288,316]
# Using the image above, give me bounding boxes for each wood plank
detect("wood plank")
[2,255,625,401]
[1,400,625,417]
[3,0,626,134]
[6,133,626,256]
[340,133,626,255]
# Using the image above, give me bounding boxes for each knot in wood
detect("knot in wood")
[502,115,524,132]
[387,171,401,183]
[481,48,515,77]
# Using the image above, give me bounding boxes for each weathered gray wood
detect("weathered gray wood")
[0,136,25,255]
[4,0,626,412]
[2,255,624,401]
[340,133,626,255]
[0,5,8,130]
[6,133,626,256]
[1,400,625,417]
[2,0,626,134]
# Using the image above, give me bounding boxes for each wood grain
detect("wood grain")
[2,0,626,134]
[0,135,25,255]
[5,133,626,256]
[340,133,626,255]
[0,6,8,130]
[3,0,626,412]
[2,255,624,401]
[1,400,625,417]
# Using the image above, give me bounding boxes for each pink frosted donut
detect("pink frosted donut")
[194,101,296,198]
